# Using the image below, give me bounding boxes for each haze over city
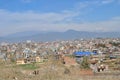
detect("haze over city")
[0,0,120,37]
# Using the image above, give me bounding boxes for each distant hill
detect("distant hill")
[0,30,120,42]
[5,31,48,38]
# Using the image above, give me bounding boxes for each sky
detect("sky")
[0,0,120,36]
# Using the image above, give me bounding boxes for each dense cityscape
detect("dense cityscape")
[0,38,120,80]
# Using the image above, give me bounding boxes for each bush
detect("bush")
[80,56,90,69]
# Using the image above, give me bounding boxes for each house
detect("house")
[16,58,25,65]
[16,56,41,64]
[91,55,99,61]
[25,56,41,63]
[35,56,41,62]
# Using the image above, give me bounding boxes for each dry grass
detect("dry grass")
[0,60,120,80]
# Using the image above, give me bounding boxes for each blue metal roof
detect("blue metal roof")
[73,51,96,56]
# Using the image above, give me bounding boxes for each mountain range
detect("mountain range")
[0,30,120,42]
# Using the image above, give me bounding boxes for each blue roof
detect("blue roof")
[73,51,96,56]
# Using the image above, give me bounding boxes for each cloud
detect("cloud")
[73,0,113,12]
[83,18,120,32]
[0,0,120,36]
[101,0,114,4]
[0,9,79,24]
[0,9,120,36]
[0,9,80,36]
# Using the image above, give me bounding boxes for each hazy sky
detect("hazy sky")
[0,0,120,36]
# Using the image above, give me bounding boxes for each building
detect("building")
[16,58,25,65]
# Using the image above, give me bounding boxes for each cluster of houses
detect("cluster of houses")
[0,38,120,69]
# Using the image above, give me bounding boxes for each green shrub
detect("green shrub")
[18,63,39,70]
[80,56,90,69]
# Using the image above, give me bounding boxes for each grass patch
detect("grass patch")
[18,63,39,70]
